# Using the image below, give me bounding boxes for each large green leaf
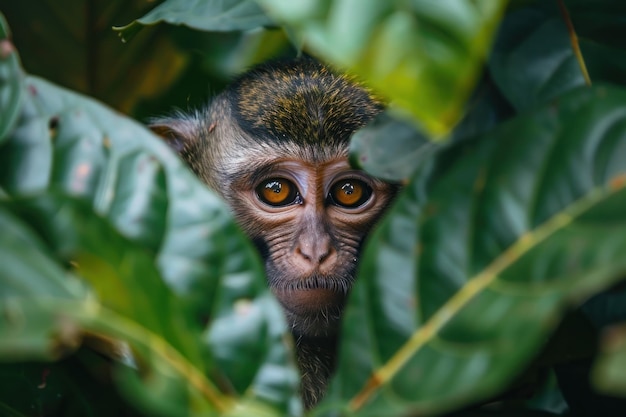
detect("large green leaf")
[0,28,299,414]
[0,74,252,322]
[256,0,506,137]
[0,13,23,142]
[322,85,626,416]
[6,195,203,364]
[0,196,230,416]
[2,194,296,416]
[116,0,274,41]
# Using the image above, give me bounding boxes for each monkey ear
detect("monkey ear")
[149,115,197,154]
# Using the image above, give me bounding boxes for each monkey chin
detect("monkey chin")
[272,285,347,338]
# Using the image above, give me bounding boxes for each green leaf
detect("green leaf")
[116,0,274,41]
[489,7,586,112]
[0,74,255,335]
[1,75,232,312]
[1,196,228,415]
[350,76,512,182]
[349,112,436,182]
[323,85,626,416]
[0,13,23,142]
[7,195,203,364]
[257,0,507,137]
[0,204,88,360]
[1,191,295,416]
[0,29,299,412]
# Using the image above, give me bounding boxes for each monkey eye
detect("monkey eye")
[255,178,301,207]
[328,178,372,208]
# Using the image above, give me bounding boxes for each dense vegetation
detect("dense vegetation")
[1,1,626,416]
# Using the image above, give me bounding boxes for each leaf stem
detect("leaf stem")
[557,0,591,86]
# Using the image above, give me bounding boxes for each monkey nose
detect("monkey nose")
[294,238,337,273]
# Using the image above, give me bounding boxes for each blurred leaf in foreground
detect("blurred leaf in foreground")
[323,84,626,416]
[349,112,435,183]
[0,15,299,414]
[257,0,507,137]
[0,203,87,361]
[349,74,512,183]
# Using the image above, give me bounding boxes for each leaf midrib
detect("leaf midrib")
[348,183,621,410]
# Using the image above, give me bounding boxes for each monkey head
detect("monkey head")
[152,59,398,339]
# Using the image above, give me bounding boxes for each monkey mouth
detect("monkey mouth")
[266,272,354,337]
[273,286,346,337]
[269,272,350,313]
[272,286,346,315]
[264,264,355,337]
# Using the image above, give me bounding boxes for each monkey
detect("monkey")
[151,58,399,408]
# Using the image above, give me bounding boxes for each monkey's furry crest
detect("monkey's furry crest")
[228,58,383,147]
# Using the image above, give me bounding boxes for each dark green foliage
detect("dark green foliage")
[2,1,626,416]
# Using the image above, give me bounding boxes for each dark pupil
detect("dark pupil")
[342,183,355,195]
[267,181,282,193]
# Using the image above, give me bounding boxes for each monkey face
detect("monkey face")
[228,157,396,338]
[151,58,398,342]
[150,58,398,406]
